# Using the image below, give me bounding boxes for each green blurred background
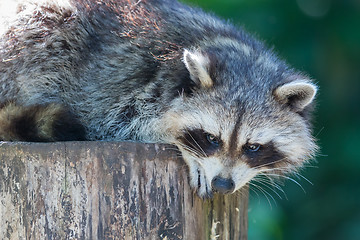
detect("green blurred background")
[182,0,360,239]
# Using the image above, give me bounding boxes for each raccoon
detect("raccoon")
[0,0,317,198]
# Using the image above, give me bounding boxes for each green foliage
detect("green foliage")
[182,0,360,239]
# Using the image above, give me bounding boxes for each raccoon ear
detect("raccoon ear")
[274,80,317,111]
[183,49,213,88]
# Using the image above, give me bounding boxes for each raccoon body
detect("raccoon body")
[0,0,317,197]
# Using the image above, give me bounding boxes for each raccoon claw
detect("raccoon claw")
[194,168,213,199]
[194,184,213,199]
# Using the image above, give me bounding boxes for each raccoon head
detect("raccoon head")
[160,48,317,198]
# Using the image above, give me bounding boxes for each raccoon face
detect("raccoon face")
[160,49,317,198]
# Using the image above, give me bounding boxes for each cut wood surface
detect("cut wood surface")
[0,141,248,240]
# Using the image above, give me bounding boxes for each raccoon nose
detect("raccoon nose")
[211,176,235,194]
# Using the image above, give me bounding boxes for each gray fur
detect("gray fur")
[0,0,318,197]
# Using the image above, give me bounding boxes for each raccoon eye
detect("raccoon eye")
[178,129,221,157]
[244,143,261,152]
[206,133,219,146]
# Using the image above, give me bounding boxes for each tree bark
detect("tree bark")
[0,141,248,240]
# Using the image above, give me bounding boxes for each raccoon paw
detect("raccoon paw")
[189,167,213,199]
[0,102,86,142]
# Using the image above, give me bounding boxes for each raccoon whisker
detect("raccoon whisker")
[259,179,286,200]
[260,173,306,193]
[258,170,291,177]
[296,162,319,169]
[164,146,182,153]
[182,130,201,149]
[316,153,328,157]
[177,142,199,156]
[248,182,276,209]
[186,139,207,158]
[180,143,204,158]
[314,126,325,138]
[261,173,286,189]
[251,176,285,200]
[257,163,307,174]
[178,139,204,157]
[184,129,208,158]
[248,182,269,203]
[253,157,290,170]
[254,174,285,192]
[258,167,313,186]
[178,142,205,159]
[256,183,278,206]
[245,186,261,201]
[178,143,205,168]
[257,166,294,174]
[287,171,313,186]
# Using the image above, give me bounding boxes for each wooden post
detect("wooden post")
[0,141,248,239]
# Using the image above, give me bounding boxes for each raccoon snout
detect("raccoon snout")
[211,176,235,194]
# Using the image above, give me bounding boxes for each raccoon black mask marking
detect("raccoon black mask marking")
[0,0,318,198]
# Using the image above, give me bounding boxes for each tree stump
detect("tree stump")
[0,141,248,239]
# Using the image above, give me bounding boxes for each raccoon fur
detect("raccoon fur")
[0,0,318,197]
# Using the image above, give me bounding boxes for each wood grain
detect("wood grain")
[0,141,248,240]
